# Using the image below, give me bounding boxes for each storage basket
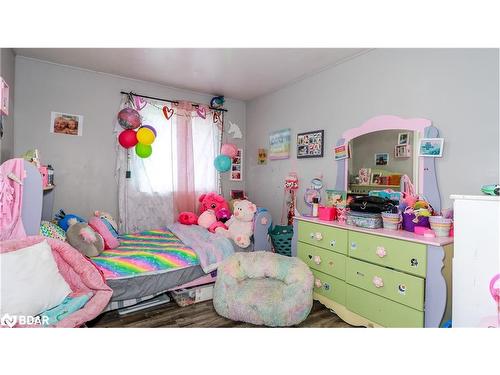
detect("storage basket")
[347,211,383,229]
[269,225,293,256]
[170,283,215,307]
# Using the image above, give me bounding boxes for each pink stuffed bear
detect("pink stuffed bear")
[215,199,257,248]
[178,192,230,233]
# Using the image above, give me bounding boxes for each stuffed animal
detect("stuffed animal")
[94,211,118,236]
[215,199,256,248]
[54,209,86,231]
[66,222,104,257]
[178,192,230,233]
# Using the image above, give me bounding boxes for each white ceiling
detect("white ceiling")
[14,48,369,101]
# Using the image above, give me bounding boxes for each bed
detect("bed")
[20,159,273,312]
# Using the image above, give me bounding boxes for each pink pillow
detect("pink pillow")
[88,217,120,249]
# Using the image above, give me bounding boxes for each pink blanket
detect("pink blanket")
[1,236,112,327]
[0,158,26,241]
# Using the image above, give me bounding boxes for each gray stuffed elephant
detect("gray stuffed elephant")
[66,222,104,257]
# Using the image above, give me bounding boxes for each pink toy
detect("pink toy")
[88,216,120,250]
[216,199,257,248]
[178,192,230,233]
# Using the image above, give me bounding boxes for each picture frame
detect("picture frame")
[374,152,389,166]
[257,148,267,165]
[230,189,246,200]
[269,129,291,160]
[398,132,410,145]
[395,144,411,158]
[325,190,347,207]
[230,148,243,181]
[371,173,382,185]
[418,138,444,157]
[334,143,349,161]
[297,130,324,158]
[50,111,84,136]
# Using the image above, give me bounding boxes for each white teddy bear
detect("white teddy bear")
[216,199,257,248]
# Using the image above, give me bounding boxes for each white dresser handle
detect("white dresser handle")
[313,255,322,265]
[315,278,323,288]
[372,276,384,288]
[376,246,387,258]
[330,240,336,247]
[313,232,323,241]
[350,242,357,250]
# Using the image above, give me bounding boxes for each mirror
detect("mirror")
[334,115,442,212]
[347,129,417,195]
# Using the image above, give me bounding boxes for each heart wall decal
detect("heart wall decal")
[162,105,174,120]
[134,96,147,110]
[196,106,207,119]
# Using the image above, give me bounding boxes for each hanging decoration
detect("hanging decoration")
[136,126,156,145]
[135,142,153,158]
[214,155,231,172]
[141,124,157,137]
[210,95,225,109]
[118,107,142,130]
[134,95,147,110]
[162,105,174,120]
[227,120,242,139]
[213,111,222,124]
[196,106,207,119]
[282,172,299,225]
[118,129,139,149]
[220,143,238,158]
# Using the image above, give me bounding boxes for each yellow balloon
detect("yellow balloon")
[136,127,155,145]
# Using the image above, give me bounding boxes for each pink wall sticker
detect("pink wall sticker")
[0,76,9,116]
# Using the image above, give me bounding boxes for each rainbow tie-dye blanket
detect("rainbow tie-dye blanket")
[91,229,200,280]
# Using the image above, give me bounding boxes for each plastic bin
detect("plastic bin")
[347,211,383,229]
[170,283,215,307]
[269,225,293,257]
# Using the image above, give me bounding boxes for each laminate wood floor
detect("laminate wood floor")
[88,299,354,328]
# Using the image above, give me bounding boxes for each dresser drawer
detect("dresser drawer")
[348,231,427,277]
[346,258,424,310]
[346,285,424,327]
[297,242,346,280]
[298,221,348,254]
[311,269,346,305]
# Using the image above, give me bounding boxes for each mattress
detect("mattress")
[91,229,207,302]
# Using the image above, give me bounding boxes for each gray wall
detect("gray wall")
[14,57,246,220]
[0,48,15,163]
[246,49,499,222]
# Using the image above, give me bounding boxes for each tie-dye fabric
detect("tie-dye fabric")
[91,229,200,280]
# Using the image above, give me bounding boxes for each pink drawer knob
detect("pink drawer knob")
[372,276,384,288]
[376,246,387,258]
[313,255,321,265]
[315,278,323,288]
[314,232,323,241]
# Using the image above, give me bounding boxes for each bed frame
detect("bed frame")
[20,159,272,250]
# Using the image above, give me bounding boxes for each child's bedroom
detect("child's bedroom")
[1,2,499,374]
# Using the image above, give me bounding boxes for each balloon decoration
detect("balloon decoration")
[214,155,231,172]
[117,106,157,158]
[118,129,139,149]
[135,143,153,158]
[117,107,142,130]
[136,126,156,145]
[221,143,238,158]
[210,96,225,109]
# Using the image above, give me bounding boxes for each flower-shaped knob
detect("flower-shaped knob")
[372,276,384,288]
[314,232,323,241]
[313,255,321,265]
[315,278,323,288]
[376,246,387,258]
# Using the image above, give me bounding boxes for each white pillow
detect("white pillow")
[0,240,72,317]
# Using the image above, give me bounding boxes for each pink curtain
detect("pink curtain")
[173,101,204,214]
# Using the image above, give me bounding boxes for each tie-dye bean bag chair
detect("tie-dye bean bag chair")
[213,252,313,326]
[1,236,112,327]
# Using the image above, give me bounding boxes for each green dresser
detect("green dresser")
[295,218,453,328]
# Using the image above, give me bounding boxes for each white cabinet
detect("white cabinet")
[451,195,500,327]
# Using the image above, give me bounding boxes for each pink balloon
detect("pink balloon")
[221,143,238,158]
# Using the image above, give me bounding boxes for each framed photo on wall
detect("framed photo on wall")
[269,129,291,160]
[398,132,410,145]
[374,152,389,166]
[418,138,444,157]
[297,130,324,158]
[230,148,243,181]
[334,143,349,160]
[50,111,83,136]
